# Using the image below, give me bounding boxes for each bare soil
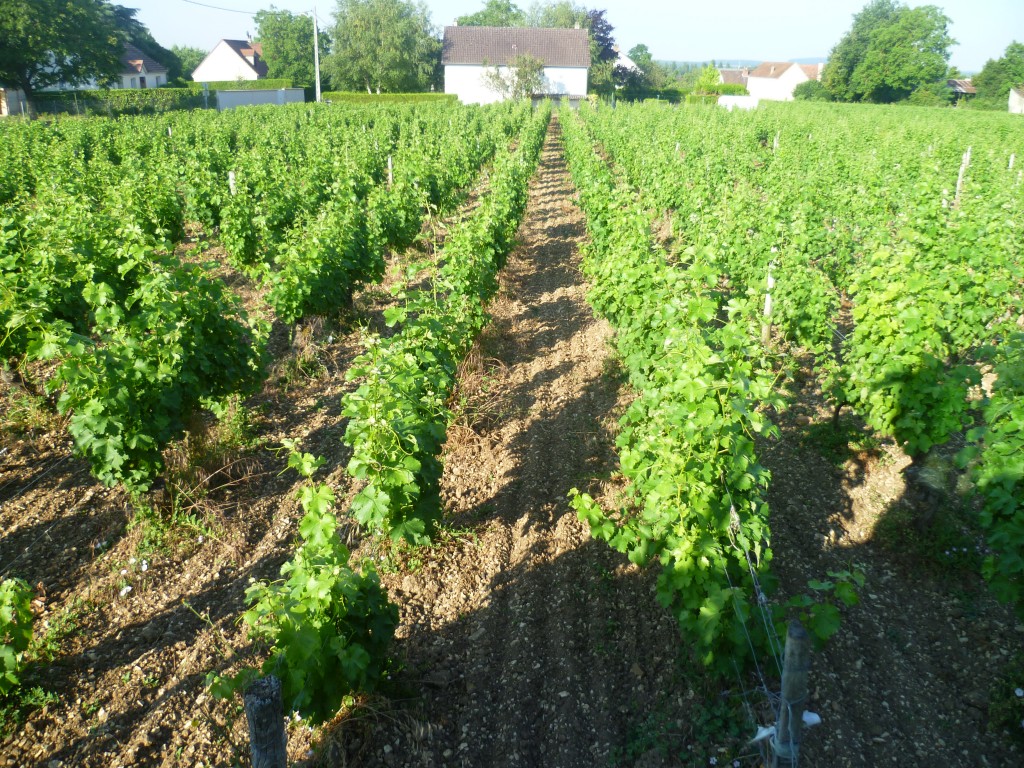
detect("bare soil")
[2,119,1023,768]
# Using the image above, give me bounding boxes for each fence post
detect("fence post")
[243,675,287,768]
[771,621,811,768]
[761,262,775,345]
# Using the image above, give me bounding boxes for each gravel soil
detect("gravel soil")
[2,119,1023,768]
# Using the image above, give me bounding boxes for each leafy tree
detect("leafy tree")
[585,8,615,63]
[822,0,954,103]
[0,0,123,95]
[693,64,720,95]
[326,0,439,93]
[793,79,834,101]
[457,0,527,26]
[482,53,544,100]
[255,7,331,89]
[172,45,208,80]
[527,1,587,28]
[973,42,1024,102]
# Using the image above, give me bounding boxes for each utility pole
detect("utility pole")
[312,5,322,102]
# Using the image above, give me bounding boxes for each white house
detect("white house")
[114,44,169,89]
[192,40,268,83]
[1010,87,1024,115]
[441,25,590,105]
[40,43,169,91]
[745,62,822,102]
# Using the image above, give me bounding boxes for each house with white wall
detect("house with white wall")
[192,40,269,83]
[1010,87,1024,115]
[40,44,169,91]
[441,25,590,104]
[745,62,822,101]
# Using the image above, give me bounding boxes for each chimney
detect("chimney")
[770,64,776,75]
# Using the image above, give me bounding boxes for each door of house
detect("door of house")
[140,76,147,89]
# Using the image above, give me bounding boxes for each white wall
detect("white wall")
[746,65,808,102]
[445,64,587,104]
[193,42,258,83]
[718,95,760,111]
[1010,89,1024,115]
[217,88,305,111]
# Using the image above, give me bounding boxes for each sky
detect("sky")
[134,0,1024,73]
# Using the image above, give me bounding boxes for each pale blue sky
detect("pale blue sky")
[136,0,1023,73]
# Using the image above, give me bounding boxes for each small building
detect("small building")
[1010,86,1024,115]
[719,68,749,88]
[441,25,590,104]
[745,62,822,102]
[0,87,27,116]
[947,78,976,103]
[216,88,305,111]
[116,44,169,89]
[192,39,269,83]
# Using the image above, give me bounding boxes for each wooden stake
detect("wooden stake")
[761,263,775,344]
[954,145,972,206]
[243,676,287,768]
[228,170,236,196]
[387,154,393,187]
[771,622,811,768]
[1009,153,1015,171]
[773,132,780,152]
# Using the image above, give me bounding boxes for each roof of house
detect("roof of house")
[442,26,591,68]
[719,68,748,85]
[121,43,167,75]
[219,39,269,78]
[947,78,976,94]
[747,62,794,79]
[800,63,823,81]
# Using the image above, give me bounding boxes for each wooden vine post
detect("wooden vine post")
[771,622,811,768]
[243,675,287,768]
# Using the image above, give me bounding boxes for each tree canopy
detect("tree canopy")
[973,42,1024,103]
[822,0,954,103]
[255,7,330,89]
[456,1,527,27]
[325,0,439,94]
[0,0,123,94]
[172,45,207,81]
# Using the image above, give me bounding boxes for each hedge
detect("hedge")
[189,79,293,91]
[31,87,204,116]
[321,92,458,105]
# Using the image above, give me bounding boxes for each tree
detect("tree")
[693,64,720,95]
[172,45,207,80]
[326,0,439,93]
[822,0,954,103]
[527,1,587,28]
[255,7,330,89]
[793,80,833,101]
[457,0,527,27]
[973,42,1024,103]
[482,53,544,100]
[0,0,123,95]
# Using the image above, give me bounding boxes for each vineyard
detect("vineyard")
[1,98,1023,767]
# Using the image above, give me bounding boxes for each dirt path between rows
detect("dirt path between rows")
[331,119,697,768]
